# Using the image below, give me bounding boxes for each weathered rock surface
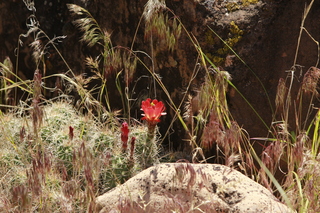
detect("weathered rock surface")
[96,163,293,212]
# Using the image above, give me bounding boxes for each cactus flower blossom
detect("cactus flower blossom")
[141,98,166,126]
[141,98,165,168]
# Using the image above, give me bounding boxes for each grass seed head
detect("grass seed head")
[275,78,287,110]
[302,67,320,95]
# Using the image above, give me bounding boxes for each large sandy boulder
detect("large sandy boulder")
[96,163,294,213]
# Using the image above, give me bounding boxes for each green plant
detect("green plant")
[205,21,243,66]
[226,0,260,12]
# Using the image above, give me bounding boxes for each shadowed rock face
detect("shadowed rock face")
[96,163,294,213]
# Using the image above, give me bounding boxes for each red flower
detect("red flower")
[141,98,166,125]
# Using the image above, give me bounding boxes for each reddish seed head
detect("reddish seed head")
[20,126,26,143]
[141,98,166,126]
[69,126,74,140]
[130,137,136,157]
[130,137,136,148]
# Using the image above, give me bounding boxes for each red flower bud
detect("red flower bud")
[121,122,129,151]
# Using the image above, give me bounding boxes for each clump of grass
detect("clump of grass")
[251,1,320,211]
[143,0,181,53]
[68,3,138,117]
[254,66,320,211]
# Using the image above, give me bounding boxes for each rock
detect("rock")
[96,163,294,213]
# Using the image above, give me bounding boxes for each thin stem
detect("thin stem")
[144,124,157,169]
[293,0,314,66]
